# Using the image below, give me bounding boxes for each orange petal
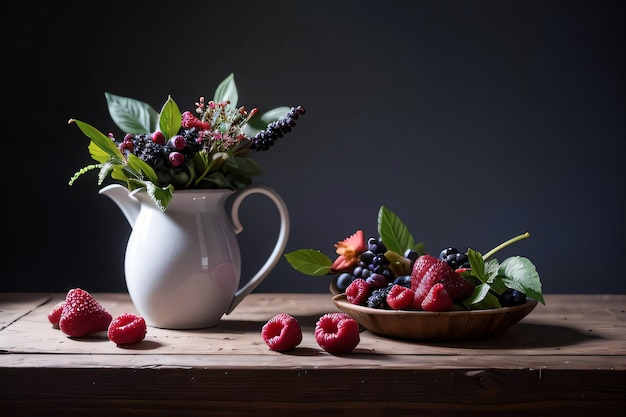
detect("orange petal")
[334,230,365,257]
[331,255,357,272]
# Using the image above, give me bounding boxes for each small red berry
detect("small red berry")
[386,284,415,310]
[151,131,166,145]
[261,313,302,352]
[168,151,185,167]
[108,313,147,345]
[47,301,65,328]
[169,135,186,149]
[314,312,360,354]
[345,278,370,305]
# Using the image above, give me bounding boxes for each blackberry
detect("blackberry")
[366,285,392,309]
[250,105,305,151]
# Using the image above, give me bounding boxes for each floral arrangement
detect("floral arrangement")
[68,73,305,210]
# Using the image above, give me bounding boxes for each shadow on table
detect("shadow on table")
[412,322,605,350]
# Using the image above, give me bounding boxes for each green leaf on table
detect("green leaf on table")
[284,249,333,276]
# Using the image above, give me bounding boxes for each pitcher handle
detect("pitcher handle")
[226,184,290,314]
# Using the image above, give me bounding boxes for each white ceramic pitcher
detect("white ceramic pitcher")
[100,183,289,329]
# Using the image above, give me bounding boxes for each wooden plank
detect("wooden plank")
[1,353,624,370]
[1,368,624,417]
[1,293,625,416]
[0,293,52,331]
[1,294,625,362]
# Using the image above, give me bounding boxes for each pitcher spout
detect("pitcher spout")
[99,184,140,227]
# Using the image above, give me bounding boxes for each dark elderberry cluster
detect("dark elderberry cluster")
[250,105,305,151]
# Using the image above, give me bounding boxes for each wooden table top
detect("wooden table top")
[1,292,625,416]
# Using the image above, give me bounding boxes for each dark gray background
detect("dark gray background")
[2,0,624,295]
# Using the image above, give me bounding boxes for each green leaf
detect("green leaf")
[98,160,122,184]
[466,249,487,281]
[463,282,492,305]
[126,154,160,184]
[484,258,500,279]
[225,155,265,176]
[486,275,509,294]
[377,206,416,255]
[145,182,174,212]
[105,92,158,133]
[71,119,124,160]
[88,140,113,164]
[158,96,182,139]
[244,106,290,136]
[284,249,333,276]
[499,256,545,304]
[413,242,426,256]
[214,73,238,108]
[464,286,503,309]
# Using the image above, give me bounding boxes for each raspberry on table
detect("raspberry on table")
[47,301,65,328]
[59,288,113,337]
[261,313,303,352]
[108,313,147,345]
[314,312,360,354]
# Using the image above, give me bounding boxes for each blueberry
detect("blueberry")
[335,273,355,292]
[403,249,419,263]
[500,289,526,306]
[393,275,411,287]
[439,247,459,260]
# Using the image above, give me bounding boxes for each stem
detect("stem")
[482,232,530,261]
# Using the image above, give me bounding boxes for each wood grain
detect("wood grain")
[1,293,624,416]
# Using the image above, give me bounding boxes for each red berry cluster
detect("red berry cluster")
[48,288,147,345]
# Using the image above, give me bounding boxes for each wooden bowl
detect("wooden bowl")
[332,293,538,341]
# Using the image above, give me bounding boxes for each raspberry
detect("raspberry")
[261,313,302,352]
[47,301,65,328]
[108,313,147,345]
[386,284,415,310]
[345,278,371,305]
[421,283,454,312]
[59,288,113,337]
[314,312,360,354]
